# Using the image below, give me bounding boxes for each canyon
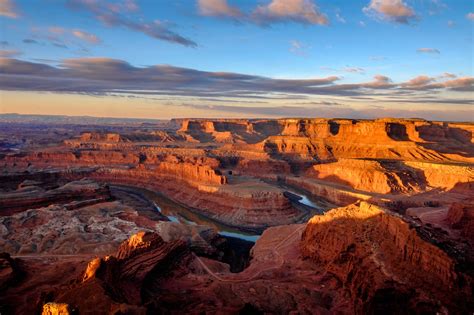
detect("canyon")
[0,117,472,314]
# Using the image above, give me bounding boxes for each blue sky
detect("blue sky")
[0,0,473,120]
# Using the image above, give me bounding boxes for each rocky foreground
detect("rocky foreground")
[0,117,473,314]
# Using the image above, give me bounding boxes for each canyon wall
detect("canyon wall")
[301,202,473,314]
[0,179,112,215]
[405,161,474,190]
[306,159,426,194]
[90,167,299,231]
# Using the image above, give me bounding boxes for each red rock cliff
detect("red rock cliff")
[301,202,473,314]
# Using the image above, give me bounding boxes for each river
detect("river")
[133,187,262,242]
[113,185,322,243]
[285,190,321,208]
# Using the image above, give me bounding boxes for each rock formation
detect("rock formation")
[301,201,473,314]
[447,198,474,241]
[306,159,425,194]
[42,303,71,315]
[0,179,113,215]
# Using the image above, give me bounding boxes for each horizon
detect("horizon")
[1,0,473,121]
[2,112,474,124]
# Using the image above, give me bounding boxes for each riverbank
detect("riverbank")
[109,184,262,241]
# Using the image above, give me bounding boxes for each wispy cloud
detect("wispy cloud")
[335,12,346,23]
[197,0,329,26]
[197,0,242,18]
[289,40,310,56]
[68,0,197,47]
[0,49,21,57]
[467,12,474,21]
[363,0,416,24]
[440,72,456,79]
[428,0,447,16]
[26,26,102,51]
[320,65,366,74]
[72,30,101,44]
[343,66,365,74]
[402,75,433,87]
[252,0,329,25]
[417,47,440,54]
[48,27,66,35]
[53,43,68,49]
[106,0,139,13]
[23,39,39,44]
[401,75,473,91]
[0,0,19,18]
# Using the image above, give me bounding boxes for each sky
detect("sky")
[0,0,473,120]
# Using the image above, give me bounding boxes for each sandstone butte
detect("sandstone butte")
[0,117,472,314]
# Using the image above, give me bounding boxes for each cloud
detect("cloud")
[252,0,329,25]
[106,0,139,13]
[369,56,386,61]
[402,75,433,87]
[48,27,66,35]
[335,12,346,23]
[467,12,474,21]
[365,74,393,88]
[400,75,474,91]
[53,43,68,49]
[124,0,139,12]
[417,48,440,54]
[320,65,366,74]
[428,0,447,16]
[447,20,455,27]
[196,0,329,26]
[289,40,310,56]
[0,58,58,76]
[0,41,9,46]
[0,57,472,101]
[363,0,416,24]
[23,39,39,44]
[0,49,21,57]
[0,0,19,18]
[197,0,242,18]
[440,72,456,79]
[72,30,101,44]
[33,26,101,47]
[433,77,474,91]
[68,0,197,47]
[343,66,365,74]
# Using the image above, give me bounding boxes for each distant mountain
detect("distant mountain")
[0,113,168,126]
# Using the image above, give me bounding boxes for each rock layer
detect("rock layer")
[0,179,113,215]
